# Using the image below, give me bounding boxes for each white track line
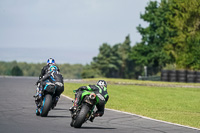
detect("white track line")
[61,94,200,131]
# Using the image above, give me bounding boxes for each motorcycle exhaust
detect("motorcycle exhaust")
[89,93,96,100]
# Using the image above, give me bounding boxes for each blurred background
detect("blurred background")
[1,0,200,80]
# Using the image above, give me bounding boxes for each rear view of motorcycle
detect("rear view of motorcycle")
[34,81,57,117]
[70,90,100,128]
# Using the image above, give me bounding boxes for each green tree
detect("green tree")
[131,0,174,75]
[81,64,102,78]
[165,0,200,69]
[89,35,134,78]
[118,35,133,78]
[11,65,23,76]
[91,43,119,78]
[0,61,84,79]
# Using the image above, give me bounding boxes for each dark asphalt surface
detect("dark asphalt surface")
[0,76,199,133]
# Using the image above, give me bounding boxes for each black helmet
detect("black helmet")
[97,80,107,89]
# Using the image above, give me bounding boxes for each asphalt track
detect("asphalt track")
[0,76,199,133]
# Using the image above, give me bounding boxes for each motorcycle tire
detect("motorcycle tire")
[73,104,90,128]
[70,119,75,127]
[40,94,52,117]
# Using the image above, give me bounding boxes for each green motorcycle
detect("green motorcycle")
[70,90,102,128]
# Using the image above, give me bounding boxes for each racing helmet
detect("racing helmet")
[47,58,55,65]
[49,65,57,72]
[97,80,107,89]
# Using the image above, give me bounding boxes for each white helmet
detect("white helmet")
[97,80,107,89]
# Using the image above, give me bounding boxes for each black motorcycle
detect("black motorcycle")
[34,81,57,117]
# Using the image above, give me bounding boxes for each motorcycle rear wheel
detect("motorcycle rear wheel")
[40,94,52,117]
[73,104,90,128]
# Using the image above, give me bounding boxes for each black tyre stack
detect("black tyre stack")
[177,70,187,82]
[196,72,200,83]
[169,70,177,82]
[187,71,196,83]
[161,70,169,81]
[161,69,200,83]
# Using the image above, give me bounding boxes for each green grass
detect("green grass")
[84,78,200,87]
[63,79,200,129]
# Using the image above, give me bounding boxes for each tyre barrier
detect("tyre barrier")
[195,71,200,83]
[161,70,169,81]
[177,70,187,82]
[169,70,177,82]
[187,71,196,83]
[161,70,200,83]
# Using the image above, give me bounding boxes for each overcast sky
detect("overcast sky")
[0,0,158,64]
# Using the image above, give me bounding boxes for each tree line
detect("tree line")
[0,61,83,79]
[83,0,200,78]
[1,0,200,79]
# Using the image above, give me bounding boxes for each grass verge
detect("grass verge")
[63,78,200,129]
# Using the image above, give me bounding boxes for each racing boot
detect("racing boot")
[69,105,77,112]
[34,88,43,108]
[89,114,95,122]
[33,87,42,99]
[89,112,101,122]
[69,99,79,114]
[36,108,40,116]
[52,96,59,109]
[33,87,40,98]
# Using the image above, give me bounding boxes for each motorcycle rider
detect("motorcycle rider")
[39,58,60,79]
[69,80,109,122]
[35,65,64,109]
[34,58,60,104]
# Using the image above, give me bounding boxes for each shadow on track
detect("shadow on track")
[52,108,69,111]
[81,126,116,130]
[47,115,71,118]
